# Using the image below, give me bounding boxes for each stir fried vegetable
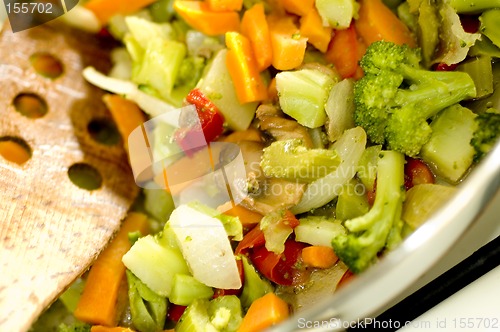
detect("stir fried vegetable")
[25,0,500,331]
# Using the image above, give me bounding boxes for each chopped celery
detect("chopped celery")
[315,0,359,29]
[469,36,500,59]
[239,256,274,310]
[143,187,175,225]
[175,299,217,332]
[108,15,128,40]
[124,33,144,63]
[356,145,382,192]
[208,296,243,332]
[457,56,494,99]
[336,179,370,221]
[412,0,440,66]
[402,183,457,230]
[132,37,186,101]
[479,9,500,49]
[294,216,346,247]
[125,16,175,49]
[325,78,356,142]
[169,274,214,306]
[175,56,206,89]
[148,0,175,22]
[276,68,338,128]
[260,210,294,254]
[58,278,85,312]
[197,49,258,131]
[260,139,341,182]
[421,105,478,183]
[126,270,167,332]
[448,0,500,13]
[122,234,189,297]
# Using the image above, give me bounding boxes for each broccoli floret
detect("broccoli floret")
[353,41,477,157]
[57,322,91,332]
[471,110,500,162]
[332,150,406,274]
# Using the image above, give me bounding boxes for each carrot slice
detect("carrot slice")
[268,14,308,70]
[279,0,315,16]
[217,201,263,226]
[238,293,290,332]
[301,245,339,268]
[299,7,333,53]
[207,0,243,11]
[241,3,273,71]
[85,0,157,24]
[225,31,268,103]
[325,24,365,78]
[103,94,146,152]
[91,326,135,332]
[74,213,150,326]
[355,0,416,47]
[174,1,240,36]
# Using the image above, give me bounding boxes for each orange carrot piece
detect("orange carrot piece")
[225,31,268,103]
[207,0,243,11]
[279,0,314,16]
[325,24,365,78]
[241,3,273,71]
[239,293,290,332]
[267,15,308,70]
[299,7,333,53]
[174,1,240,36]
[91,326,135,332]
[355,0,416,47]
[103,94,146,152]
[0,140,31,165]
[85,0,157,24]
[301,245,339,269]
[217,201,263,226]
[74,213,150,327]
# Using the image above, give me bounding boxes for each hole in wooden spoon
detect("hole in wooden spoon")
[68,163,103,191]
[87,118,121,146]
[13,93,48,119]
[0,136,32,165]
[30,52,64,79]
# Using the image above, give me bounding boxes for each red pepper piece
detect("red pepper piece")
[404,157,435,190]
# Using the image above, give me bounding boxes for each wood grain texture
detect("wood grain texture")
[0,22,138,331]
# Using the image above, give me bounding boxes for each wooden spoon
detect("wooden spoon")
[0,22,138,331]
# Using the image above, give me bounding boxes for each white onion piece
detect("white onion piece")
[168,205,242,290]
[58,5,101,33]
[291,126,367,214]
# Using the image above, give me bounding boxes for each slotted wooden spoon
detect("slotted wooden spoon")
[0,22,138,332]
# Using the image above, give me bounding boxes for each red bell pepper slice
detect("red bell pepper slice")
[250,239,307,286]
[174,88,225,153]
[235,224,266,255]
[404,157,435,190]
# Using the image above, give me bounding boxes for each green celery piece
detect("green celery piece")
[415,0,440,67]
[469,35,500,59]
[421,105,478,183]
[208,296,243,332]
[276,68,338,128]
[126,270,167,332]
[143,187,175,225]
[124,33,144,64]
[260,139,341,182]
[457,56,494,99]
[239,256,274,310]
[336,179,370,221]
[132,37,186,101]
[448,0,500,13]
[294,216,346,247]
[175,299,217,332]
[169,274,214,306]
[356,145,382,191]
[480,9,500,49]
[122,234,189,297]
[125,16,175,50]
[149,0,176,22]
[315,0,359,29]
[58,278,85,312]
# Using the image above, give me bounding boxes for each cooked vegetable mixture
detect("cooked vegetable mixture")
[28,0,500,331]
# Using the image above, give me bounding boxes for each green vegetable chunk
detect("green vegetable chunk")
[294,216,346,248]
[239,256,274,310]
[169,274,214,306]
[353,41,477,157]
[260,139,341,182]
[480,9,500,49]
[276,68,338,128]
[470,110,500,162]
[126,270,167,332]
[420,104,478,183]
[332,150,406,274]
[448,0,500,13]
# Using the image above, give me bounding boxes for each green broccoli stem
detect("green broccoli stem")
[396,65,477,118]
[448,0,500,13]
[332,150,405,274]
